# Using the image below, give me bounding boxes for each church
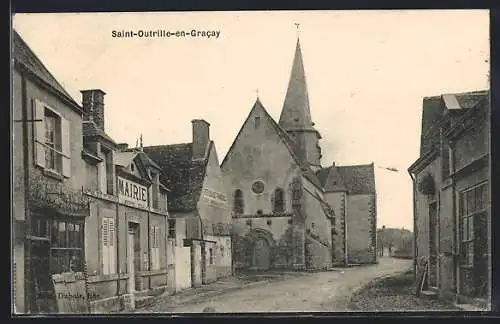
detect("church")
[221,36,378,271]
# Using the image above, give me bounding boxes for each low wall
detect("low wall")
[305,235,331,269]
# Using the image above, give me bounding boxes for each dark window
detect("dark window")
[131,164,135,172]
[168,219,176,238]
[273,188,285,213]
[233,189,244,215]
[50,219,84,274]
[252,181,265,194]
[209,248,214,265]
[255,116,261,128]
[459,183,488,266]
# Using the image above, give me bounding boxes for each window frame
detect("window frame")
[42,107,64,173]
[459,182,488,266]
[273,188,285,213]
[49,217,85,275]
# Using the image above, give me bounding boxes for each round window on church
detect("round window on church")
[251,180,265,194]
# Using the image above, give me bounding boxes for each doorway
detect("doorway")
[473,212,488,297]
[29,239,54,313]
[252,238,270,270]
[428,201,438,288]
[128,222,140,294]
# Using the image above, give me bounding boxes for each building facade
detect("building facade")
[318,163,378,264]
[80,89,171,312]
[143,119,233,290]
[13,30,173,314]
[13,30,92,313]
[408,91,490,307]
[221,38,376,270]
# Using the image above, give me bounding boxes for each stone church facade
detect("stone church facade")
[221,38,378,271]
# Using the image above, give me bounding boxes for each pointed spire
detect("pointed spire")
[278,35,314,131]
[139,133,143,151]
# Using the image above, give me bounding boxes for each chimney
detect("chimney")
[117,143,129,151]
[191,119,210,160]
[81,89,106,130]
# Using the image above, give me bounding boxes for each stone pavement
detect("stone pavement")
[131,257,412,313]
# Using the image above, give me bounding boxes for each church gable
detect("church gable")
[221,99,301,178]
[221,99,303,216]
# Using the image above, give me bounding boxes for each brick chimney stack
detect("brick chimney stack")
[81,89,106,130]
[191,119,210,160]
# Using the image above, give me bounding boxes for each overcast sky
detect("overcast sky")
[13,10,489,230]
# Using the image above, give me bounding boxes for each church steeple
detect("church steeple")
[279,37,314,131]
[279,34,322,171]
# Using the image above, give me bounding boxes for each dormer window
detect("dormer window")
[131,163,135,172]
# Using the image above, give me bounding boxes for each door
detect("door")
[252,238,270,270]
[428,202,438,288]
[473,212,488,297]
[127,231,135,295]
[29,239,55,313]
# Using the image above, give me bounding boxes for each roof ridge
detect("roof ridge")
[143,142,192,149]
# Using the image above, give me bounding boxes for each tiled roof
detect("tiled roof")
[318,164,348,192]
[12,30,80,110]
[319,163,375,195]
[420,90,489,155]
[114,151,137,167]
[143,142,210,211]
[82,121,117,145]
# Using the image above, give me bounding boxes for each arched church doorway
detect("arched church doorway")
[252,238,271,270]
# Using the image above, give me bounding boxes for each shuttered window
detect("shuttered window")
[151,226,161,270]
[102,217,116,275]
[33,99,71,177]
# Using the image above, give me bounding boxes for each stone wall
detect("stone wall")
[346,194,376,264]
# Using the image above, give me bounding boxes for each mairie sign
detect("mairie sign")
[117,177,148,208]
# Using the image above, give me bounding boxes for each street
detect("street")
[139,257,412,313]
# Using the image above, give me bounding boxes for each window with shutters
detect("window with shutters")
[101,217,116,275]
[151,226,161,270]
[33,99,71,177]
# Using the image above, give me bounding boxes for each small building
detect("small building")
[13,30,91,313]
[408,90,490,307]
[318,163,378,264]
[143,119,232,290]
[80,89,171,312]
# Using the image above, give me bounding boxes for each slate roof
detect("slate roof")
[420,90,489,155]
[143,142,211,212]
[318,163,376,195]
[12,30,81,111]
[82,121,117,146]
